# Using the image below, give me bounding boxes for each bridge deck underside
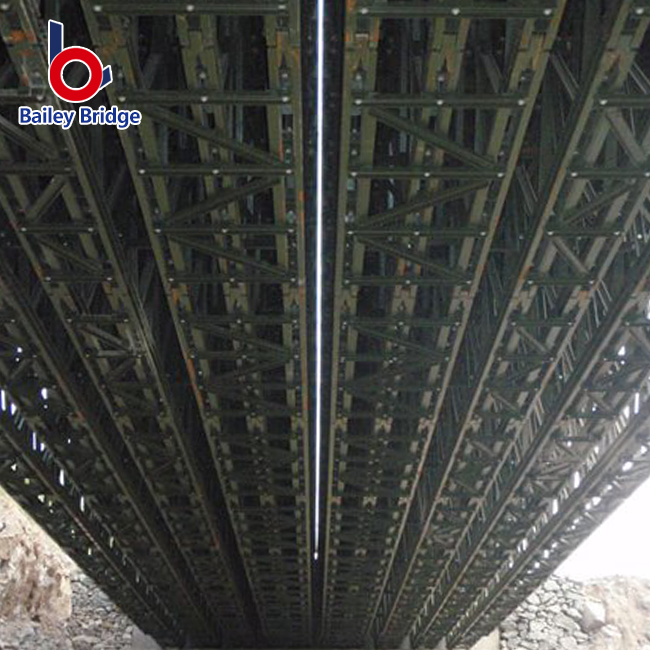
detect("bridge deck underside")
[323,1,650,648]
[0,0,311,647]
[2,1,650,649]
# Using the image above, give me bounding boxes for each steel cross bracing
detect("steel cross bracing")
[322,1,565,646]
[80,0,312,645]
[5,0,650,648]
[445,278,650,647]
[375,2,650,648]
[0,257,182,646]
[0,2,262,645]
[0,236,229,642]
[454,305,650,647]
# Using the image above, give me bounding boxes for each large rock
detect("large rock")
[0,487,153,649]
[581,598,607,632]
[0,489,73,625]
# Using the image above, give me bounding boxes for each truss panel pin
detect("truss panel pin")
[92,4,103,12]
[117,96,126,103]
[636,7,645,15]
[360,7,369,14]
[138,169,145,175]
[451,7,460,16]
[200,95,208,103]
[543,8,553,15]
[517,99,526,106]
[211,169,220,175]
[186,3,195,11]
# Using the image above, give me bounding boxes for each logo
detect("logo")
[48,20,112,103]
[18,20,141,130]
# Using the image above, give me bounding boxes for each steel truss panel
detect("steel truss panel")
[80,0,312,645]
[451,294,650,647]
[1,0,279,645]
[368,2,650,648]
[0,249,204,644]
[4,0,650,648]
[0,396,179,646]
[322,1,567,646]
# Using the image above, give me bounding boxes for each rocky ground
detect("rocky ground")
[0,487,157,650]
[499,574,650,650]
[4,484,650,650]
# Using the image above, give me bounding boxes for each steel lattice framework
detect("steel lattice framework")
[3,1,650,649]
[322,1,650,648]
[1,0,310,646]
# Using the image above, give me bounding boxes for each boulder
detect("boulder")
[580,598,607,633]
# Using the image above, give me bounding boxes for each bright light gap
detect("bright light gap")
[314,0,325,562]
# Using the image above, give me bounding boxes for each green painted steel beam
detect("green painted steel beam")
[354,0,558,19]
[95,1,288,15]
